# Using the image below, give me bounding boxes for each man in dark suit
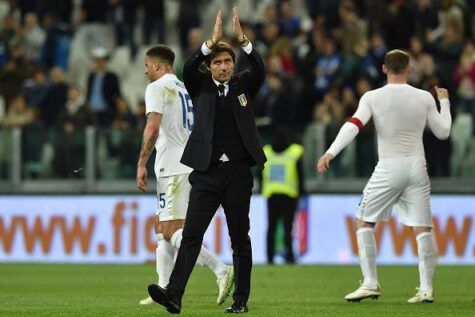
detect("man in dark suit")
[147,8,266,314]
[86,47,121,127]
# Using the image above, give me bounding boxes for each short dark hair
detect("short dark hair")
[146,45,175,66]
[205,42,236,67]
[384,49,410,74]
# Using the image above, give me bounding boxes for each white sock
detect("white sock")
[197,245,228,279]
[156,233,175,288]
[357,227,378,288]
[170,228,228,279]
[416,232,436,292]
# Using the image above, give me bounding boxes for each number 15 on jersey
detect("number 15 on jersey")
[178,92,194,132]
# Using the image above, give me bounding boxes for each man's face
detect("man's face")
[144,56,159,82]
[209,52,234,83]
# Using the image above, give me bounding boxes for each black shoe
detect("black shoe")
[147,284,181,314]
[224,301,248,313]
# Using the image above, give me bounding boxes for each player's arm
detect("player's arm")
[427,86,451,140]
[316,93,372,174]
[137,112,161,192]
[137,84,164,192]
[183,10,222,92]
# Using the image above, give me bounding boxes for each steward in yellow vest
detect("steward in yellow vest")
[261,128,304,264]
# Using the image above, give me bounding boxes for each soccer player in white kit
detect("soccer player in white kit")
[317,49,452,303]
[136,45,234,305]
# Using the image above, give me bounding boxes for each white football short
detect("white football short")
[356,156,432,227]
[156,173,191,221]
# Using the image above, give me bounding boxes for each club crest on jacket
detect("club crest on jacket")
[238,93,247,107]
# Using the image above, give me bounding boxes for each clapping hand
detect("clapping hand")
[232,7,244,43]
[206,10,223,49]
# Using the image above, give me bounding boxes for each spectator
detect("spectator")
[256,22,281,57]
[313,36,341,100]
[142,0,165,45]
[86,47,121,127]
[355,77,376,177]
[0,13,18,66]
[408,36,435,87]
[109,96,138,178]
[22,66,49,108]
[0,95,34,128]
[176,0,202,52]
[54,85,96,178]
[254,55,297,140]
[336,1,367,56]
[382,0,415,49]
[426,23,462,97]
[278,0,301,38]
[19,12,46,64]
[110,0,138,57]
[39,67,68,128]
[455,40,475,123]
[413,0,439,37]
[0,58,29,106]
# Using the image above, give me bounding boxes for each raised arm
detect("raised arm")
[232,7,265,96]
[316,93,373,174]
[183,10,223,93]
[427,86,451,140]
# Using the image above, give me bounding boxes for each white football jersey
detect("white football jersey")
[145,73,193,178]
[352,83,451,159]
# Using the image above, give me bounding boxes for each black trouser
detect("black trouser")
[167,159,254,303]
[266,194,298,264]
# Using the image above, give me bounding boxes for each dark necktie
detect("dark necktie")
[218,84,225,97]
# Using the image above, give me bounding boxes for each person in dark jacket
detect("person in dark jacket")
[86,47,121,127]
[147,8,265,314]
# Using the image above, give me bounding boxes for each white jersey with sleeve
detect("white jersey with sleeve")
[326,83,452,227]
[327,83,452,159]
[145,73,193,178]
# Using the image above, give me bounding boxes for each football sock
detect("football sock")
[156,233,175,288]
[357,227,378,288]
[170,228,228,278]
[416,232,436,292]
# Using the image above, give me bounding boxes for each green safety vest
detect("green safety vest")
[262,143,304,198]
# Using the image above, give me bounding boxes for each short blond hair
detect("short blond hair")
[384,49,410,74]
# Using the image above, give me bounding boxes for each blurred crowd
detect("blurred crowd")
[0,0,475,180]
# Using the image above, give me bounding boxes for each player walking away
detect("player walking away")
[317,49,452,303]
[136,44,234,306]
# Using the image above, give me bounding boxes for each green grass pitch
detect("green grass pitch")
[0,264,474,316]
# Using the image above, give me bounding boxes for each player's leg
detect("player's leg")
[355,219,378,288]
[166,226,229,278]
[345,161,401,302]
[407,226,436,303]
[398,162,435,303]
[344,218,382,302]
[140,217,176,305]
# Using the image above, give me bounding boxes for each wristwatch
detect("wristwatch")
[240,35,249,47]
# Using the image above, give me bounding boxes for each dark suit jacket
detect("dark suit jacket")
[86,71,121,112]
[181,46,267,171]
